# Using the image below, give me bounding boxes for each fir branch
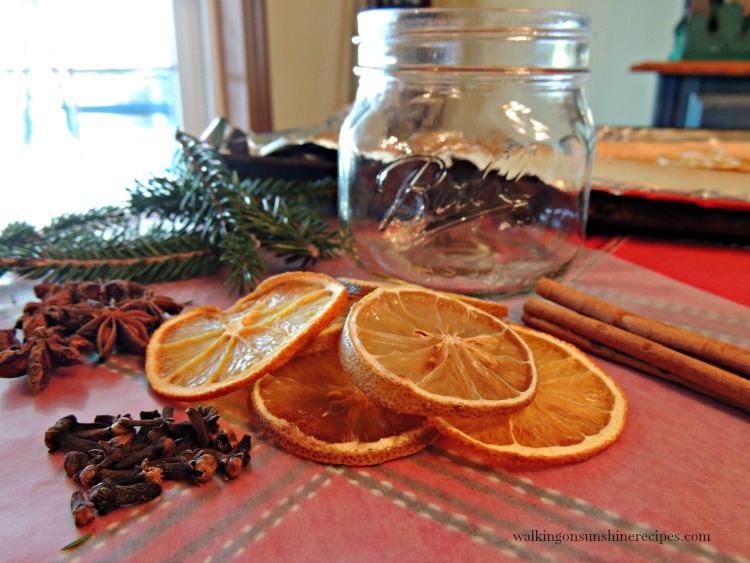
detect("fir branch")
[0,130,343,293]
[129,174,188,219]
[0,221,40,250]
[44,206,129,232]
[0,234,220,284]
[242,176,337,204]
[176,130,236,239]
[41,207,134,245]
[219,232,265,295]
[175,131,268,288]
[227,192,340,265]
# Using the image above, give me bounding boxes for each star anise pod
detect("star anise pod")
[15,302,50,340]
[34,280,146,306]
[15,297,104,339]
[118,291,185,323]
[76,306,157,358]
[3,280,187,393]
[0,329,20,350]
[102,280,147,303]
[46,302,102,334]
[34,283,76,305]
[8,327,94,393]
[0,329,28,379]
[0,346,29,379]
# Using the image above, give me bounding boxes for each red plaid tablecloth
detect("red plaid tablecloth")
[1,235,748,562]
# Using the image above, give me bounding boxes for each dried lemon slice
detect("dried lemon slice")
[339,287,537,418]
[434,324,628,465]
[145,272,347,400]
[301,277,509,357]
[337,277,509,319]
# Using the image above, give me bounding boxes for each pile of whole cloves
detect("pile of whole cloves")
[45,405,251,526]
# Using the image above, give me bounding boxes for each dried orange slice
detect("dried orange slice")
[249,348,439,465]
[434,324,628,466]
[339,287,537,418]
[337,277,509,319]
[145,272,347,400]
[300,278,509,357]
[297,291,361,356]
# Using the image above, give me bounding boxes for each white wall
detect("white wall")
[267,0,685,130]
[266,0,358,130]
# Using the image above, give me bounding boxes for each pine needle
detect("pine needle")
[60,534,93,551]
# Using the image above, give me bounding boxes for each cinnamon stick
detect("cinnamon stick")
[520,313,750,413]
[523,297,750,412]
[536,277,750,378]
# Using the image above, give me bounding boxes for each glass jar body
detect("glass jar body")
[338,9,595,295]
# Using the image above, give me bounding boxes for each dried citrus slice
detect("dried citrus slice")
[145,272,347,400]
[298,291,360,356]
[434,324,628,465]
[337,277,509,319]
[339,287,537,418]
[248,348,439,465]
[301,278,510,357]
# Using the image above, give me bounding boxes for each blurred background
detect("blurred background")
[0,0,684,229]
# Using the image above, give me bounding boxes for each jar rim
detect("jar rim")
[354,8,592,72]
[355,8,593,41]
[353,66,591,79]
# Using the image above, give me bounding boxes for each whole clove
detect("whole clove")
[204,435,252,479]
[213,428,238,453]
[70,491,95,527]
[89,466,163,515]
[64,451,92,479]
[186,406,213,448]
[79,462,148,488]
[45,416,99,454]
[46,405,252,525]
[104,436,176,470]
[150,451,218,484]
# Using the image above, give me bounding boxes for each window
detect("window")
[0,0,209,229]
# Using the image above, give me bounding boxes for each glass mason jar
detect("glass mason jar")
[338,8,595,295]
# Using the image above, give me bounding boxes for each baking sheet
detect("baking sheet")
[592,127,750,211]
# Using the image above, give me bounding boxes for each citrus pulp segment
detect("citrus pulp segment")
[145,272,347,400]
[339,287,537,418]
[434,325,628,465]
[248,348,439,465]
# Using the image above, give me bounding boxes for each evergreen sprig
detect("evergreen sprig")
[0,233,218,284]
[0,131,342,294]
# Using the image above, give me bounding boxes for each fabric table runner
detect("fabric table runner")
[0,239,748,562]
